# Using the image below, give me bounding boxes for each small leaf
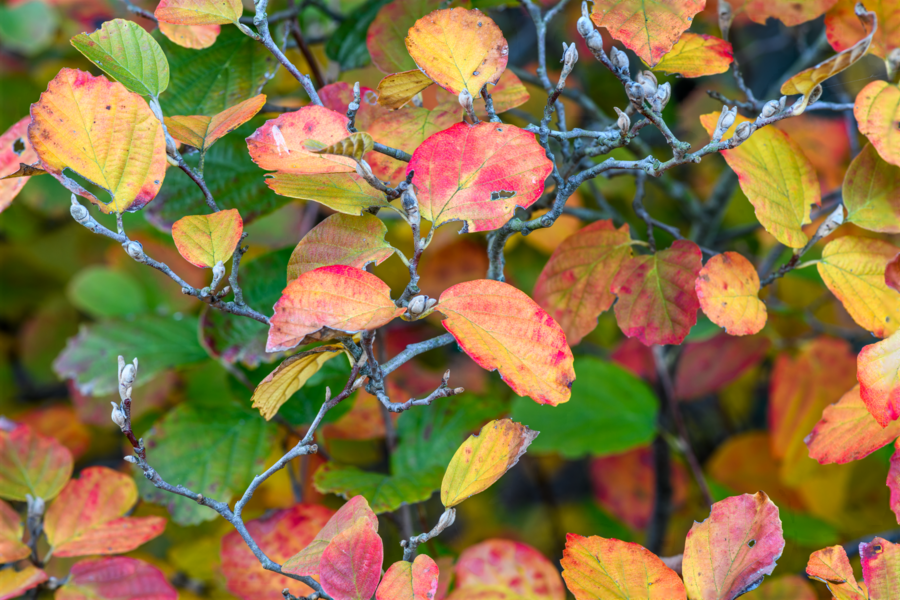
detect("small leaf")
[746,0,841,27]
[376,555,440,600]
[806,545,867,600]
[251,346,345,421]
[71,19,169,97]
[652,33,733,78]
[0,425,73,502]
[157,21,220,49]
[696,251,767,336]
[320,518,384,600]
[172,208,243,269]
[682,492,785,600]
[306,132,374,162]
[266,173,390,215]
[0,565,47,600]
[825,0,899,59]
[368,0,443,73]
[858,330,900,427]
[0,117,38,213]
[441,418,538,508]
[674,334,771,401]
[861,538,900,600]
[405,8,508,96]
[855,80,900,167]
[843,143,900,233]
[44,466,166,557]
[0,499,29,562]
[376,70,434,110]
[436,279,575,406]
[165,94,266,152]
[155,0,243,25]
[455,539,565,600]
[267,265,405,353]
[287,213,394,281]
[55,557,177,600]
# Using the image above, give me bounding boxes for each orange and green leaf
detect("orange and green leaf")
[858,330,900,427]
[376,70,434,110]
[157,21,220,49]
[0,566,47,600]
[0,117,38,214]
[0,500,28,563]
[861,537,900,599]
[155,0,242,25]
[171,208,243,269]
[55,557,177,600]
[826,0,900,59]
[368,0,442,73]
[319,518,384,600]
[0,425,73,502]
[855,80,900,167]
[376,554,440,600]
[454,539,565,600]
[843,143,900,233]
[806,545,867,600]
[165,94,266,152]
[251,346,346,421]
[287,213,394,282]
[652,33,733,78]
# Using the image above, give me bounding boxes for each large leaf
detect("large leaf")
[0,499,29,562]
[511,357,658,458]
[861,538,900,600]
[0,425,73,502]
[367,0,442,73]
[250,346,345,421]
[454,539,565,600]
[172,208,243,268]
[652,33,733,78]
[28,69,167,214]
[320,519,384,600]
[165,94,266,152]
[858,330,900,427]
[287,213,394,281]
[326,0,393,70]
[695,251,767,336]
[855,81,900,168]
[367,105,461,184]
[826,0,899,59]
[843,143,900,233]
[155,0,242,26]
[376,555,439,600]
[0,117,39,214]
[55,557,177,600]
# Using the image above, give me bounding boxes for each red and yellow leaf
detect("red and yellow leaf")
[436,280,575,406]
[674,334,771,401]
[0,117,39,214]
[861,537,900,599]
[408,122,552,233]
[0,566,47,600]
[0,425,73,502]
[610,239,703,346]
[477,70,529,116]
[157,21,220,49]
[320,518,384,600]
[682,492,785,600]
[13,405,91,460]
[155,0,242,25]
[405,8,508,96]
[165,94,265,152]
[826,0,900,59]
[806,545,867,600]
[533,220,632,346]
[843,143,900,233]
[745,0,839,27]
[454,539,564,600]
[561,535,686,600]
[696,251,767,336]
[44,466,166,557]
[319,82,389,132]
[28,69,167,214]
[266,173,389,215]
[858,330,900,427]
[287,213,394,281]
[441,419,538,508]
[368,0,442,73]
[267,265,405,353]
[171,208,243,269]
[367,105,460,184]
[855,81,900,168]
[376,70,434,110]
[0,500,28,563]
[55,557,177,600]
[653,33,733,78]
[376,554,440,600]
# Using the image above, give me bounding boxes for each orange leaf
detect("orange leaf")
[0,425,73,502]
[858,329,900,427]
[267,265,405,353]
[817,236,900,338]
[165,94,265,152]
[155,0,242,24]
[0,565,47,600]
[861,537,900,599]
[674,334,771,401]
[319,82,390,132]
[376,70,434,110]
[55,557,177,600]
[591,0,705,66]
[0,117,38,214]
[222,503,335,600]
[251,346,346,420]
[806,545,867,600]
[157,21,220,49]
[653,33,733,78]
[441,419,538,507]
[855,80,900,167]
[744,575,818,600]
[805,384,900,464]
[436,279,575,406]
[682,492,785,600]
[561,535,686,600]
[610,239,703,346]
[376,554,440,600]
[367,105,460,184]
[826,0,900,59]
[288,213,394,282]
[477,70,529,116]
[843,143,900,233]
[0,499,28,563]
[368,0,443,73]
[405,8,508,96]
[320,518,384,600]
[28,69,167,214]
[533,220,633,346]
[454,539,564,600]
[746,0,839,27]
[409,122,552,233]
[696,251,767,336]
[172,208,243,268]
[44,466,166,557]
[282,496,378,577]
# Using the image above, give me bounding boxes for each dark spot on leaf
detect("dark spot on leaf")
[106,105,111,110]
[748,539,756,548]
[12,138,25,155]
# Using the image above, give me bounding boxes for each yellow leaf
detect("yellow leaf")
[251,346,345,421]
[306,132,374,162]
[157,21,220,49]
[155,0,243,25]
[652,33,734,78]
[842,143,900,233]
[376,70,434,110]
[171,209,244,269]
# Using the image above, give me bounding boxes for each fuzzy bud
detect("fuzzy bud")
[110,402,127,430]
[655,82,672,109]
[733,121,752,141]
[560,42,579,79]
[576,2,592,37]
[124,455,138,464]
[407,295,429,316]
[26,495,45,518]
[636,70,657,96]
[714,106,737,140]
[718,0,734,40]
[70,196,89,223]
[425,298,437,310]
[459,88,475,119]
[760,99,781,118]
[437,507,456,530]
[626,82,645,105]
[124,240,144,260]
[212,261,226,280]
[355,159,375,181]
[609,46,629,73]
[613,107,631,135]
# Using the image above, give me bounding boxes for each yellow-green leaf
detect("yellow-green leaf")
[251,346,346,420]
[376,70,434,110]
[855,80,900,167]
[266,173,390,215]
[287,213,394,282]
[652,33,733,78]
[843,143,900,233]
[171,209,244,269]
[155,0,243,25]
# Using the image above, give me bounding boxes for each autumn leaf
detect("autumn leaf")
[855,80,900,167]
[533,220,633,346]
[165,94,266,152]
[745,575,818,600]
[0,117,39,214]
[454,539,565,600]
[888,253,900,292]
[319,82,389,132]
[408,122,553,233]
[858,330,900,427]
[28,69,167,214]
[826,0,899,59]
[376,70,435,110]
[843,143,900,233]
[320,518,384,600]
[561,535,686,600]
[71,19,169,97]
[0,500,28,563]
[746,0,840,27]
[287,213,394,281]
[44,466,166,557]
[591,0,706,66]
[376,554,440,600]
[155,0,243,25]
[806,545,867,600]
[700,112,819,248]
[0,425,73,502]
[0,565,47,600]
[682,492,785,600]
[695,251,767,336]
[861,537,900,599]
[405,8,508,97]
[157,21,220,49]
[267,265,405,353]
[436,279,575,406]
[610,239,703,346]
[674,334,771,401]
[172,208,243,269]
[368,0,442,73]
[251,346,346,421]
[441,418,538,508]
[817,236,900,338]
[367,105,460,184]
[55,557,177,600]
[652,33,733,78]
[474,70,529,116]
[266,173,390,215]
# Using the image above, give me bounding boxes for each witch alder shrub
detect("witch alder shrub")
[1,0,899,598]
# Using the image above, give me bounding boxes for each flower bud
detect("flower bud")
[111,402,127,430]
[407,295,427,316]
[576,2,592,36]
[212,261,226,282]
[636,70,657,96]
[609,46,629,72]
[655,82,672,109]
[459,89,474,114]
[70,196,89,222]
[734,121,752,141]
[626,82,645,105]
[125,240,144,260]
[714,106,737,139]
[425,298,437,310]
[560,42,578,79]
[613,107,631,135]
[814,204,845,240]
[124,455,138,464]
[760,99,781,118]
[718,0,734,39]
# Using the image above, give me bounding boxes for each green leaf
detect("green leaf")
[0,1,58,56]
[66,266,148,319]
[155,27,276,116]
[71,19,169,97]
[53,314,207,396]
[314,463,445,513]
[510,357,658,458]
[325,0,393,70]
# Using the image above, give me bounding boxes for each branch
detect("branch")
[401,508,456,561]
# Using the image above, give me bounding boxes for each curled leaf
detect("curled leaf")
[306,132,374,162]
[251,347,345,421]
[826,0,899,59]
[376,70,434,110]
[171,208,243,269]
[695,251,767,336]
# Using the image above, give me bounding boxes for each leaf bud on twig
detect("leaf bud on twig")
[760,99,781,118]
[609,46,629,73]
[626,81,645,106]
[613,107,631,135]
[110,402,127,430]
[718,0,733,40]
[559,42,578,84]
[636,70,657,96]
[655,82,672,110]
[459,89,477,122]
[576,2,592,37]
[813,204,845,242]
[713,106,737,140]
[733,121,752,141]
[124,240,144,261]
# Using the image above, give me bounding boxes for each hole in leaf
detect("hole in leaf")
[12,138,25,155]
[490,190,516,202]
[748,539,756,548]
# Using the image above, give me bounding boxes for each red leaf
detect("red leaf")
[0,424,73,502]
[0,117,39,214]
[320,82,389,132]
[674,334,771,401]
[861,537,900,598]
[887,253,900,292]
[367,105,460,185]
[376,554,439,600]
[320,518,384,600]
[55,557,177,600]
[455,539,565,600]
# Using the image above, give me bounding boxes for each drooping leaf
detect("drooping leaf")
[405,8,508,96]
[376,555,440,600]
[28,69,167,214]
[70,19,169,97]
[267,265,404,353]
[441,418,538,508]
[0,117,39,213]
[610,239,703,346]
[44,466,166,557]
[858,330,900,427]
[436,279,575,406]
[326,0,393,70]
[682,492,785,600]
[157,21,220,49]
[155,0,242,25]
[408,122,552,233]
[855,80,900,167]
[826,0,899,59]
[590,0,706,66]
[320,518,384,600]
[172,208,243,268]
[55,557,178,600]
[674,334,771,401]
[746,0,840,27]
[511,357,658,458]
[319,82,390,132]
[287,213,394,281]
[861,538,900,599]
[455,539,565,600]
[376,70,434,110]
[0,500,28,562]
[0,425,73,502]
[307,133,373,163]
[561,535,686,600]
[165,94,266,152]
[0,566,47,600]
[367,0,442,73]
[843,143,900,233]
[533,220,632,346]
[700,113,818,247]
[221,504,335,600]
[251,346,345,421]
[695,251,767,336]
[367,105,460,184]
[266,173,389,215]
[652,33,733,78]
[817,236,900,338]
[806,545,867,600]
